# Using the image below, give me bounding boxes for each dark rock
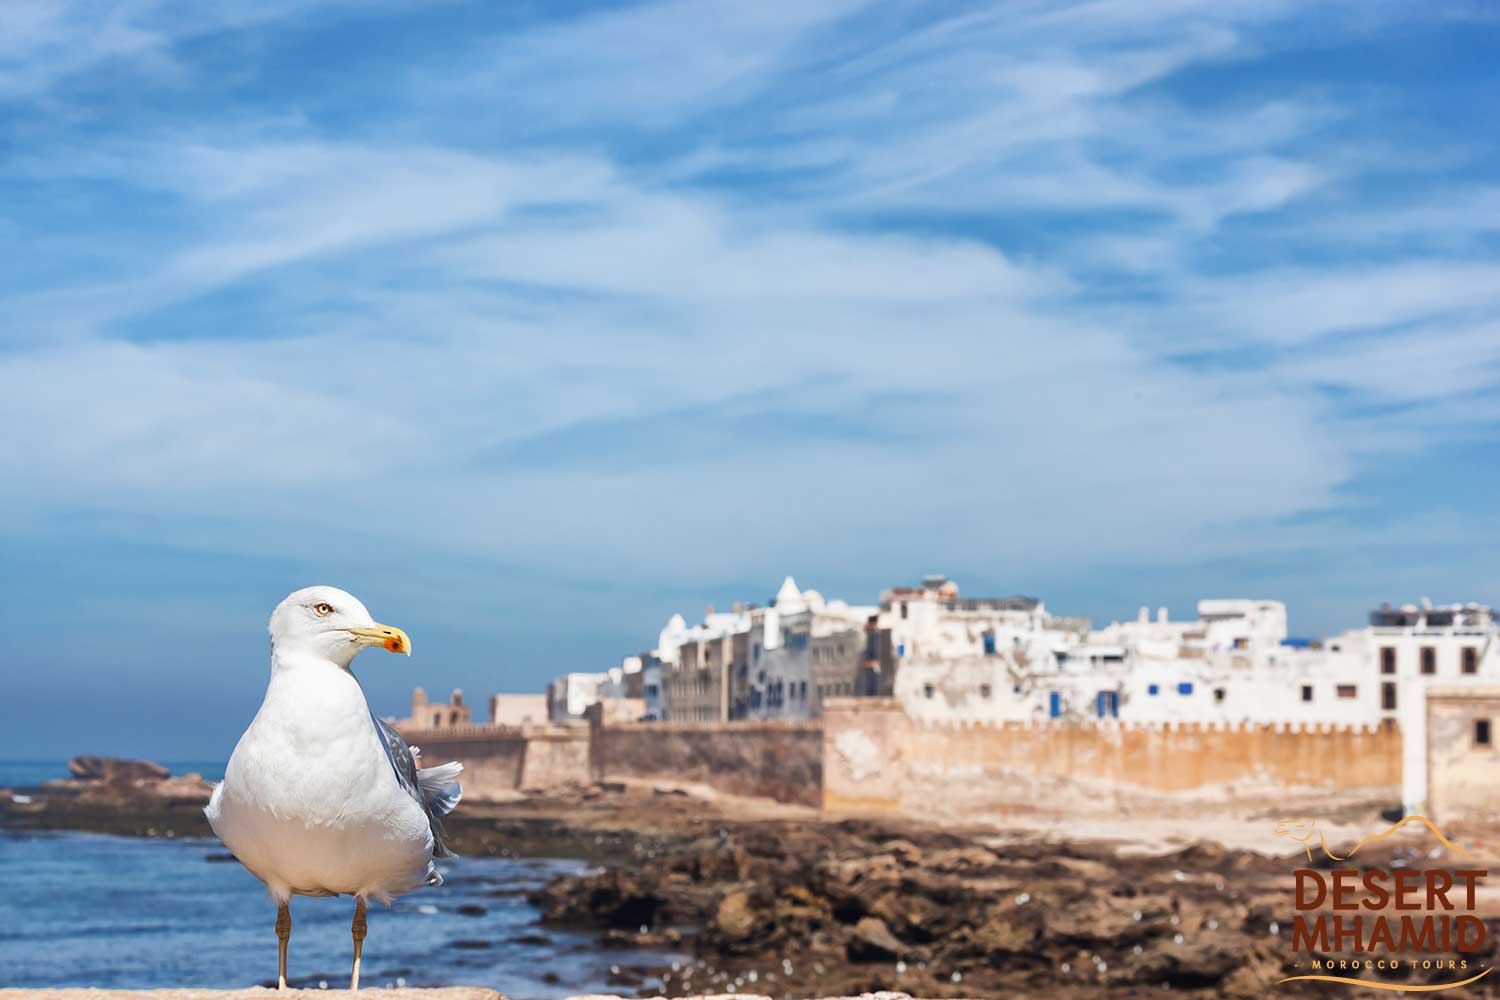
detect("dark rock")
[448,939,492,949]
[847,916,905,961]
[508,932,552,946]
[712,890,759,942]
[68,757,170,783]
[530,868,666,928]
[456,904,487,916]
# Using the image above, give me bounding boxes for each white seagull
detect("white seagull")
[206,586,463,990]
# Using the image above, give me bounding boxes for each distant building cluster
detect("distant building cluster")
[544,575,1499,731]
[388,575,1500,822]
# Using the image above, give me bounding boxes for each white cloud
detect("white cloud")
[0,0,1494,645]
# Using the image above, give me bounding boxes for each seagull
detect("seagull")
[206,586,463,990]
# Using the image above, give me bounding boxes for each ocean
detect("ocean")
[0,762,685,998]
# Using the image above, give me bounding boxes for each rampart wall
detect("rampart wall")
[587,712,822,807]
[390,723,591,799]
[822,697,1402,819]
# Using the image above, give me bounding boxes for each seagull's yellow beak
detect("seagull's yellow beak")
[347,623,412,656]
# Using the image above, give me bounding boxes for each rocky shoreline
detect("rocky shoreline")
[8,763,1498,999]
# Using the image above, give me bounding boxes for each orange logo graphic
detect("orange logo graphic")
[1274,815,1488,992]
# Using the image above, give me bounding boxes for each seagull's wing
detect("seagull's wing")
[371,714,463,862]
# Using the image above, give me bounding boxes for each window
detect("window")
[1301,685,1313,703]
[1177,682,1193,696]
[897,643,905,657]
[433,712,442,726]
[1380,647,1396,675]
[1336,685,1357,700]
[1213,687,1226,704]
[1421,646,1436,675]
[1147,683,1159,696]
[1096,690,1119,718]
[1463,648,1479,675]
[923,683,935,700]
[983,633,996,656]
[1476,719,1492,748]
[1381,682,1397,711]
[900,602,908,620]
[979,683,992,699]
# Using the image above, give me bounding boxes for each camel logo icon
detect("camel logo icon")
[1275,815,1473,863]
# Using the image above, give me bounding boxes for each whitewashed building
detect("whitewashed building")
[895,594,1500,731]
[546,656,645,722]
[744,577,875,721]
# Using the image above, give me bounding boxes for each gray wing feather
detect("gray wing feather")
[371,714,463,862]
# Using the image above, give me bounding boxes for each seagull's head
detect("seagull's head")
[269,585,411,669]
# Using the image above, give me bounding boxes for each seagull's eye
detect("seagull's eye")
[312,602,335,617]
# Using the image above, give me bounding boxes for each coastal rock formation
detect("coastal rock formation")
[528,811,1500,998]
[51,757,212,802]
[67,756,171,783]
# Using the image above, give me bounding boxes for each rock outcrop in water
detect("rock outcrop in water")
[1,756,214,834]
[48,756,214,804]
[67,756,172,783]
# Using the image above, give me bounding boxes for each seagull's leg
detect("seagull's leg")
[275,900,291,990]
[349,896,368,991]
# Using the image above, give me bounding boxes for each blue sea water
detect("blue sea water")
[0,829,683,998]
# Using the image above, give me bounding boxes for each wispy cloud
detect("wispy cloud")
[1,0,1497,754]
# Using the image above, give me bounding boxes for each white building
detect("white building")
[882,576,1091,722]
[895,594,1500,731]
[632,576,1499,744]
[744,577,875,721]
[546,656,644,722]
[1364,601,1500,813]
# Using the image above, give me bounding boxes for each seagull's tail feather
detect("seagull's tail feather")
[418,761,463,817]
[418,761,463,860]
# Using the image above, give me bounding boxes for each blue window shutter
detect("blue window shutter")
[1178,682,1193,695]
[1148,684,1159,696]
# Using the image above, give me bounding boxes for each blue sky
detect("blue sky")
[2,1,1498,760]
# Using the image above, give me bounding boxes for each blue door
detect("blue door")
[1048,691,1061,718]
[1096,690,1119,718]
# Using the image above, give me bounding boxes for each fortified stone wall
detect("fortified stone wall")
[588,710,823,807]
[390,723,591,799]
[823,697,1402,819]
[397,697,1401,817]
